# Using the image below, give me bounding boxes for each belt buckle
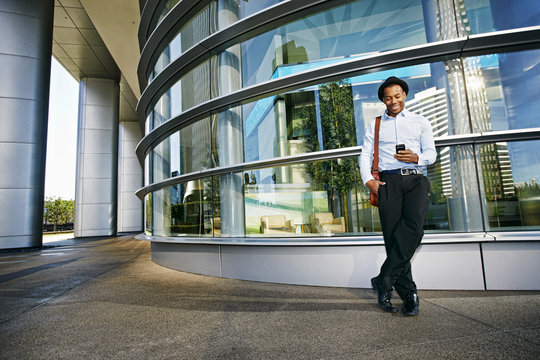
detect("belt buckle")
[401,169,417,175]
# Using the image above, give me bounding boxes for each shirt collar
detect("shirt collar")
[382,108,409,120]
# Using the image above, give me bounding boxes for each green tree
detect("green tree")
[145,193,152,234]
[301,80,358,227]
[515,181,540,198]
[44,197,74,231]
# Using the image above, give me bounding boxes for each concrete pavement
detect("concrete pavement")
[0,235,539,359]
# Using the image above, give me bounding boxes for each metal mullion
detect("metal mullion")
[139,0,166,47]
[136,146,364,199]
[139,26,540,129]
[136,38,468,162]
[430,128,540,147]
[136,127,540,199]
[139,0,209,87]
[474,128,540,144]
[138,0,348,91]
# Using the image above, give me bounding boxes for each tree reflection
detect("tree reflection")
[300,80,359,229]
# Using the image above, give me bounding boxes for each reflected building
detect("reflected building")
[406,87,453,197]
[481,143,515,200]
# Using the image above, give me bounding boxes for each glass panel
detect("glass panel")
[151,0,485,133]
[465,49,540,132]
[244,156,380,237]
[151,137,171,184]
[239,0,283,19]
[170,117,213,176]
[426,145,483,233]
[478,140,540,231]
[181,61,211,113]
[148,1,540,134]
[150,84,174,132]
[148,118,213,183]
[243,61,464,162]
[156,0,181,25]
[214,0,283,31]
[243,80,359,162]
[242,0,429,88]
[144,154,150,186]
[463,0,540,35]
[208,176,221,237]
[212,46,242,98]
[151,1,285,79]
[145,193,152,235]
[150,60,210,130]
[244,148,487,238]
[152,4,213,79]
[145,138,540,238]
[151,179,215,237]
[214,106,243,168]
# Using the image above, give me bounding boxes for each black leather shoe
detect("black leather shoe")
[402,292,419,316]
[380,299,398,313]
[371,277,398,313]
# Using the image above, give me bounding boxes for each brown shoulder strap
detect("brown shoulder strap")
[372,116,381,179]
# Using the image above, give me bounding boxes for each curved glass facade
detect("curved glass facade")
[149,0,284,82]
[138,0,540,241]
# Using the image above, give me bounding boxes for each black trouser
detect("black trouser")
[376,173,430,300]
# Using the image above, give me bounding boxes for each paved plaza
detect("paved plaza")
[1,235,539,359]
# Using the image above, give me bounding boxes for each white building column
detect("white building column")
[117,77,143,233]
[118,120,143,233]
[74,78,119,237]
[0,0,54,249]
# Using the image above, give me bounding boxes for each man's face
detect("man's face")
[382,84,406,117]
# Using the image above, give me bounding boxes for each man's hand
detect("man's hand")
[366,179,386,194]
[395,149,419,163]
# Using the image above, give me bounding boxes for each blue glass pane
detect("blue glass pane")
[241,0,427,88]
[468,49,540,132]
[464,0,540,34]
[478,140,540,231]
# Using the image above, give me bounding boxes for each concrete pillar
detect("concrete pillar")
[74,78,119,237]
[0,0,54,249]
[217,0,245,236]
[118,121,143,233]
[117,78,143,233]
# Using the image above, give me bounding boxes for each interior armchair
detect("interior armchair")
[210,217,220,235]
[260,215,295,234]
[310,212,345,234]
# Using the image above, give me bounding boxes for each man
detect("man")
[360,76,437,315]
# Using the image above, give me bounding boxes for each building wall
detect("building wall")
[118,76,143,233]
[0,0,54,249]
[74,78,119,237]
[118,121,143,232]
[136,0,540,289]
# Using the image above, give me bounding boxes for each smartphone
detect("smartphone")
[396,144,405,153]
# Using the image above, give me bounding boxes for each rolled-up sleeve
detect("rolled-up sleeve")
[360,121,375,185]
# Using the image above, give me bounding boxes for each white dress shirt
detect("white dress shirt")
[360,108,437,185]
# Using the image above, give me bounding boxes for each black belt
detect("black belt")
[381,168,423,176]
